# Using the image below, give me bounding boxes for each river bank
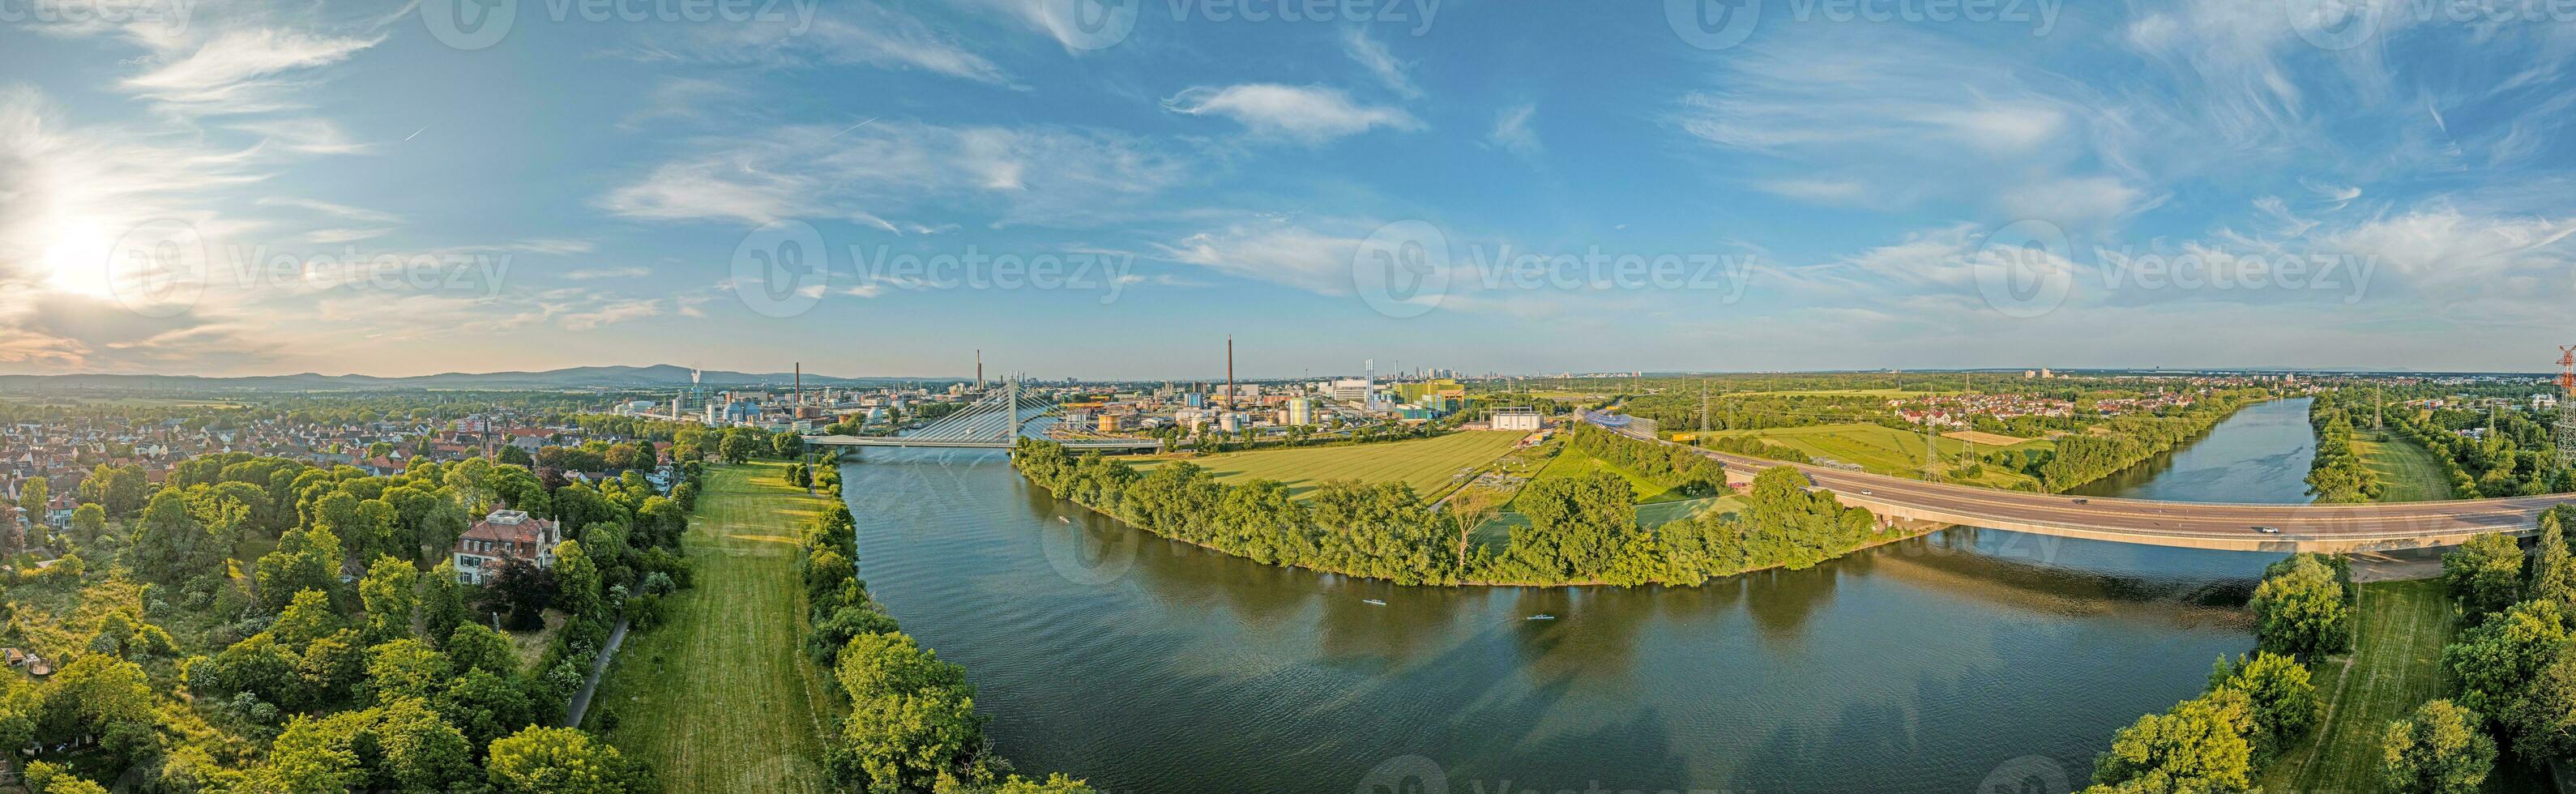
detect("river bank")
[843,446,2278,794]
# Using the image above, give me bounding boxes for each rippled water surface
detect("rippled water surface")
[842,401,2317,793]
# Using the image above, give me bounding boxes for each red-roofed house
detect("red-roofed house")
[450,508,562,585]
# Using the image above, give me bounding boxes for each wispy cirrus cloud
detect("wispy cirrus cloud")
[1164,83,1420,143]
[599,119,1194,228]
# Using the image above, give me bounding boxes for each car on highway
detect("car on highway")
[2071,498,2089,505]
[2253,526,2281,534]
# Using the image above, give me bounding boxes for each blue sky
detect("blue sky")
[2,0,2573,379]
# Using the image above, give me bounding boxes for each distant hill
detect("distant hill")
[0,365,946,391]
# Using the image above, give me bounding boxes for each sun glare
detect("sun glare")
[41,220,118,300]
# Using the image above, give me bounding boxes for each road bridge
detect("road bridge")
[1584,412,2565,553]
[805,382,1162,452]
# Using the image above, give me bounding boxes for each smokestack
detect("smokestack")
[1226,335,1235,411]
[976,349,983,390]
[794,363,802,407]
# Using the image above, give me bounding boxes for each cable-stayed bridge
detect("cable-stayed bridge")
[803,382,1162,451]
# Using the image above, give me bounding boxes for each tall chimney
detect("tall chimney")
[1226,335,1235,411]
[976,349,983,390]
[794,363,802,407]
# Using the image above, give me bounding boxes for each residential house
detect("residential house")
[450,509,562,585]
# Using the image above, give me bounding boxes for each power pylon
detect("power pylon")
[2557,345,2576,468]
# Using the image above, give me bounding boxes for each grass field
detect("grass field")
[1942,429,2031,446]
[1139,431,1526,500]
[1519,442,1687,504]
[2357,429,2453,503]
[1697,423,2047,489]
[2262,578,2453,794]
[589,463,839,793]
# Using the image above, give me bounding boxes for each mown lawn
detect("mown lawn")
[1696,423,2045,490]
[588,462,840,793]
[2262,578,2453,794]
[2357,429,2453,503]
[1518,442,1688,504]
[1139,431,1526,501]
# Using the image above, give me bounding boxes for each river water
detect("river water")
[842,398,2317,793]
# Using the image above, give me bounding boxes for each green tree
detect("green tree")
[1506,471,1637,581]
[2444,598,2569,724]
[2382,700,2494,794]
[485,726,644,794]
[2249,554,2350,662]
[552,540,603,622]
[2444,532,2525,622]
[423,560,472,646]
[256,526,345,612]
[2207,652,2320,763]
[68,503,105,547]
[365,638,452,705]
[133,489,226,585]
[2536,523,2576,609]
[718,433,758,464]
[2087,689,2257,792]
[359,556,421,644]
[444,622,519,677]
[14,476,46,548]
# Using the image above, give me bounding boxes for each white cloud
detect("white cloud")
[564,267,651,280]
[122,28,382,115]
[629,3,1017,88]
[1487,103,1540,159]
[1997,177,2154,224]
[1343,29,1421,100]
[1164,84,1420,143]
[1155,222,1367,296]
[600,120,1194,228]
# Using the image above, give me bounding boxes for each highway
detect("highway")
[1611,425,2566,553]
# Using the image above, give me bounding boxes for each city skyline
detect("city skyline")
[6,1,2574,378]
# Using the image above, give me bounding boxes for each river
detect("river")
[841,397,2318,793]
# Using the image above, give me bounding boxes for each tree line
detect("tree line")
[2075,553,2345,792]
[794,464,1092,793]
[0,442,717,792]
[2306,395,2385,504]
[1012,428,1907,587]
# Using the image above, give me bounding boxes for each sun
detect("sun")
[39,219,119,300]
